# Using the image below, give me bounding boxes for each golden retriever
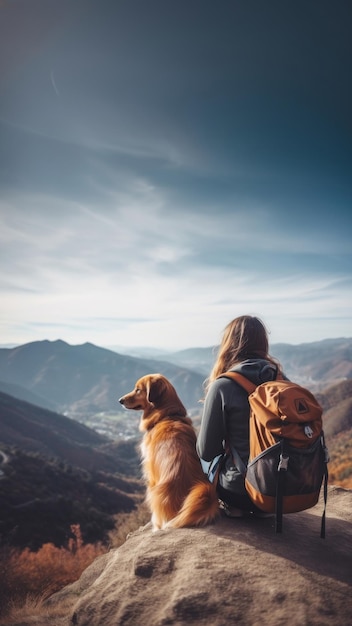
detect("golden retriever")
[119,373,219,530]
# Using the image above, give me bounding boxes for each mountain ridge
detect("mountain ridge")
[0,337,351,420]
[0,340,205,416]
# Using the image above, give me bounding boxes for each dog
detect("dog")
[119,373,219,530]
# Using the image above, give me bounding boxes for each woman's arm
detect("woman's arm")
[196,380,227,461]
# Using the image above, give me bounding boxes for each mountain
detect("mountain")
[0,340,205,416]
[271,338,352,388]
[1,337,351,422]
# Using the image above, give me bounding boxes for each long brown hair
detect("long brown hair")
[205,315,280,393]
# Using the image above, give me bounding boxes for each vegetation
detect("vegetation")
[327,428,352,489]
[0,446,143,550]
[0,524,106,619]
[0,430,147,623]
[0,506,150,623]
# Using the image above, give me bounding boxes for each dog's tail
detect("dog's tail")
[165,481,220,529]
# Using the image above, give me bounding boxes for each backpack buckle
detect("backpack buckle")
[278,454,289,472]
[304,425,314,438]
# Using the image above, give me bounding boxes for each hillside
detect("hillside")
[272,338,352,388]
[0,392,144,550]
[0,447,141,550]
[0,390,143,476]
[0,391,133,473]
[0,390,145,478]
[0,380,57,411]
[0,390,106,449]
[316,379,352,488]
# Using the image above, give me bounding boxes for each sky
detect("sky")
[0,0,351,351]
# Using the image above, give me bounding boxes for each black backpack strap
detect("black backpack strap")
[320,435,329,539]
[275,440,289,533]
[228,444,247,477]
[320,467,328,538]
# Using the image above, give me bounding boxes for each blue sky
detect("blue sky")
[0,0,351,350]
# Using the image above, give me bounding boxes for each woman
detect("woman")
[196,315,284,517]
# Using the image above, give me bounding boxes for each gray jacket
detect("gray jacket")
[196,358,278,494]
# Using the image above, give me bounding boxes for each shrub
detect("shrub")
[0,525,107,620]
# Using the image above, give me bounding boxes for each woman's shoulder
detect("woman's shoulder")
[229,358,279,385]
[208,374,239,395]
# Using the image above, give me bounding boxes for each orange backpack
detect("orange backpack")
[221,372,329,537]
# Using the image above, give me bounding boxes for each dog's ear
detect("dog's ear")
[146,374,168,404]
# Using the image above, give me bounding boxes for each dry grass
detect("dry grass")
[0,504,151,624]
[0,525,107,623]
[0,593,74,626]
[109,501,150,547]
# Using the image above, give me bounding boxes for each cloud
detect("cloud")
[0,1,351,349]
[1,186,350,350]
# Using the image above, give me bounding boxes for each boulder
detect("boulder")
[12,487,352,625]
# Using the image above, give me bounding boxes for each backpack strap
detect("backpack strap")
[228,445,247,477]
[275,440,289,533]
[320,433,329,539]
[320,465,328,539]
[220,371,256,477]
[221,371,257,395]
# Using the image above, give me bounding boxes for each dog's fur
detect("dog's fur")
[119,373,219,530]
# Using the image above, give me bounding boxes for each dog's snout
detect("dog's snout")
[119,396,125,405]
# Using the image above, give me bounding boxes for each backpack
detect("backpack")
[220,372,329,537]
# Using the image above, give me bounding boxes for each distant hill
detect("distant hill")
[271,338,352,388]
[317,379,352,488]
[160,346,217,376]
[162,338,352,389]
[317,379,352,436]
[0,338,351,422]
[0,340,205,417]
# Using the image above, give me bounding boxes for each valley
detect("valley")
[76,409,141,440]
[0,336,351,554]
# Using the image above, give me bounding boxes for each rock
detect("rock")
[13,487,352,625]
